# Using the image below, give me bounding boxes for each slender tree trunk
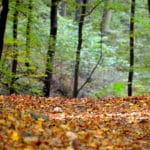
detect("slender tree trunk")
[43,0,59,97]
[73,0,87,97]
[0,0,9,60]
[75,0,92,22]
[128,0,135,96]
[101,0,112,33]
[25,0,33,67]
[59,0,67,17]
[148,0,150,17]
[10,0,19,94]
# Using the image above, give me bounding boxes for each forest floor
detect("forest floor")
[0,94,150,150]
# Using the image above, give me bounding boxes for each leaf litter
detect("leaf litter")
[0,94,150,149]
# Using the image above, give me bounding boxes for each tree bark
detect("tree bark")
[101,0,112,33]
[128,0,135,96]
[148,0,150,17]
[0,0,9,60]
[73,0,87,97]
[25,0,33,67]
[43,0,59,97]
[59,0,67,17]
[10,0,19,94]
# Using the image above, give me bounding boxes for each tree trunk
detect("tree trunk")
[128,0,135,96]
[73,0,87,97]
[59,0,67,17]
[148,0,150,17]
[25,0,33,67]
[10,0,19,94]
[43,0,59,97]
[101,0,112,33]
[0,0,9,60]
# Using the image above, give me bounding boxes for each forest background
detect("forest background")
[0,0,150,98]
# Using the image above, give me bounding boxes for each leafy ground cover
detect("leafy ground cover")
[0,94,150,150]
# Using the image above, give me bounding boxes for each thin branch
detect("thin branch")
[77,51,103,94]
[77,33,103,94]
[85,1,102,16]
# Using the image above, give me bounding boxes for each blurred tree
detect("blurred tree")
[73,0,87,97]
[43,0,60,97]
[101,0,113,33]
[148,0,150,16]
[59,0,67,17]
[128,0,135,96]
[10,0,19,94]
[0,0,9,59]
[25,0,33,67]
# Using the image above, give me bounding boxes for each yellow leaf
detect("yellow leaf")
[24,148,30,150]
[23,136,39,144]
[37,118,44,122]
[40,104,45,108]
[60,124,70,130]
[136,130,143,135]
[11,131,19,141]
[66,146,74,150]
[105,103,111,107]
[0,119,5,124]
[105,146,114,150]
[89,142,97,148]
[8,115,15,121]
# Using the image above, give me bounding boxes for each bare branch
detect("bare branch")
[85,1,102,16]
[77,23,104,95]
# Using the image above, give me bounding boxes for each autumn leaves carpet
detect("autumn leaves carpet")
[0,94,150,149]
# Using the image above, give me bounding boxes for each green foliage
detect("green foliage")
[93,82,125,98]
[111,82,125,96]
[0,0,149,97]
[0,0,49,95]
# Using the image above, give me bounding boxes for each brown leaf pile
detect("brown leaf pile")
[0,94,150,149]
